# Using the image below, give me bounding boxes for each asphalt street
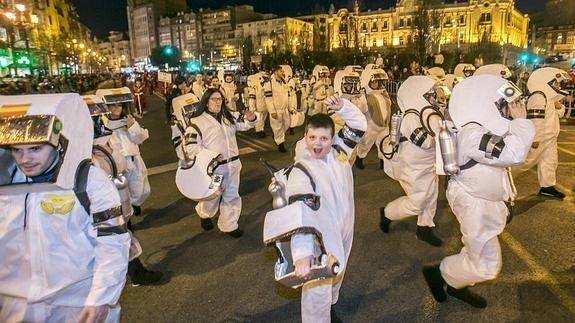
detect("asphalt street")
[120,93,575,322]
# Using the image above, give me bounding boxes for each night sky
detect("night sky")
[71,0,547,38]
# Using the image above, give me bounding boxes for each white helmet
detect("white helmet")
[449,75,521,136]
[312,65,330,80]
[454,63,476,78]
[280,65,293,80]
[172,93,201,127]
[175,149,223,201]
[397,75,448,112]
[360,66,388,95]
[475,64,513,79]
[444,74,463,91]
[333,70,361,96]
[344,65,364,75]
[527,67,571,102]
[425,67,447,84]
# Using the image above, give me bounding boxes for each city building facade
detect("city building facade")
[236,17,313,55]
[326,0,529,51]
[96,31,131,73]
[158,11,201,60]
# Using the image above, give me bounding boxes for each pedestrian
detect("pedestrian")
[264,65,292,153]
[132,78,147,116]
[181,88,258,238]
[97,88,151,216]
[513,67,571,199]
[380,76,444,247]
[0,93,130,322]
[286,94,367,322]
[423,75,534,308]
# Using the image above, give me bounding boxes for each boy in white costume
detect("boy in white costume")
[97,88,151,215]
[0,94,130,323]
[288,95,367,323]
[423,75,534,308]
[264,65,293,153]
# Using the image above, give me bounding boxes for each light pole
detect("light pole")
[4,3,38,76]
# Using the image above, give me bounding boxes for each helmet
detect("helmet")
[397,75,448,112]
[360,66,388,94]
[454,63,476,78]
[175,149,223,201]
[172,93,201,127]
[449,75,521,136]
[527,67,571,102]
[313,65,330,80]
[334,70,361,96]
[475,64,513,79]
[425,67,447,83]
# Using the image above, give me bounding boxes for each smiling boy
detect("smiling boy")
[286,94,366,323]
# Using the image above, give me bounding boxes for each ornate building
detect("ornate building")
[236,17,313,55]
[324,0,528,52]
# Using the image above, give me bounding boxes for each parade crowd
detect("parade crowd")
[0,54,572,323]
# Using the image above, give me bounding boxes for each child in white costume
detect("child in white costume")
[288,95,367,323]
[104,103,151,215]
[423,75,534,308]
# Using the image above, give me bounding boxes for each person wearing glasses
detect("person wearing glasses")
[181,88,258,238]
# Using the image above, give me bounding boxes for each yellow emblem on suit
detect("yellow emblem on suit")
[40,194,76,215]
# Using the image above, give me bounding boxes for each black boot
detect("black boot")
[201,218,214,231]
[446,286,487,308]
[379,207,391,233]
[226,228,244,238]
[538,186,566,199]
[278,142,287,153]
[330,305,343,323]
[422,264,447,302]
[354,157,365,170]
[132,205,142,216]
[416,226,443,247]
[128,258,163,287]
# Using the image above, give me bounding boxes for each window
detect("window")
[399,36,404,45]
[407,18,412,27]
[372,39,377,47]
[479,13,491,24]
[362,23,367,32]
[399,19,404,27]
[459,15,465,25]
[383,21,388,30]
[372,22,377,32]
[557,33,563,43]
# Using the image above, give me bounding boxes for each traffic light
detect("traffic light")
[162,46,175,57]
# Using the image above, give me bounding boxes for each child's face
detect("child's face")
[304,127,334,159]
[109,104,123,118]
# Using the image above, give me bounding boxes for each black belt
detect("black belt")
[218,155,239,165]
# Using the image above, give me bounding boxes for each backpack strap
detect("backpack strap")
[288,162,320,210]
[74,159,93,215]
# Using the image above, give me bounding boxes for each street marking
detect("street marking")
[146,147,257,176]
[558,142,575,145]
[237,132,275,151]
[559,162,575,166]
[501,231,575,317]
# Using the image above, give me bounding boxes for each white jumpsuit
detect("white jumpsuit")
[221,81,238,112]
[356,92,391,160]
[247,74,268,133]
[191,81,205,99]
[107,119,151,207]
[514,94,565,187]
[311,78,331,116]
[264,75,291,145]
[288,100,367,323]
[384,112,438,227]
[0,166,130,323]
[440,120,534,288]
[185,112,256,232]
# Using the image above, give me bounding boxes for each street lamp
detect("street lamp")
[66,38,86,74]
[3,3,38,76]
